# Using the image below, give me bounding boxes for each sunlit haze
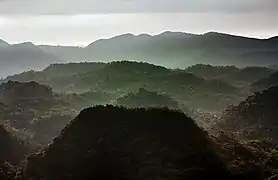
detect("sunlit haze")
[0,0,277,45]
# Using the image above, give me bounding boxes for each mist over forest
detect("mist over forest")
[1,2,278,178]
[1,31,278,77]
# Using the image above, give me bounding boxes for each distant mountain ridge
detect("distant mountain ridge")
[2,61,241,111]
[0,39,10,47]
[1,31,278,77]
[0,40,61,77]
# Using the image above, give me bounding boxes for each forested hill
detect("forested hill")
[3,61,236,94]
[185,64,275,87]
[3,61,241,111]
[220,85,278,142]
[116,88,180,110]
[24,106,232,180]
[0,125,28,165]
[23,106,278,180]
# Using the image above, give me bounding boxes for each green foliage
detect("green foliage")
[2,61,241,112]
[116,88,180,109]
[186,64,275,88]
[0,81,53,104]
[0,125,28,165]
[219,85,278,142]
[24,105,232,180]
[211,131,278,179]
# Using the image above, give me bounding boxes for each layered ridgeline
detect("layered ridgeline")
[0,81,112,146]
[24,106,232,180]
[1,31,278,77]
[3,61,242,111]
[251,72,278,92]
[0,41,60,77]
[0,81,73,146]
[220,85,278,142]
[39,32,278,68]
[116,88,180,109]
[185,64,275,87]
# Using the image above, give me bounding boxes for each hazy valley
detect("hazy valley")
[1,32,278,180]
[1,31,278,77]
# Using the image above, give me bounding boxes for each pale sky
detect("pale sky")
[0,0,277,46]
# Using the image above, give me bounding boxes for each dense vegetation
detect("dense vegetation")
[24,106,232,180]
[186,64,275,87]
[0,61,277,179]
[0,81,83,146]
[3,61,243,112]
[23,106,278,180]
[220,85,278,143]
[116,88,180,109]
[0,125,28,180]
[0,125,27,164]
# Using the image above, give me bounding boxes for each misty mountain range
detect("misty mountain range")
[1,31,278,77]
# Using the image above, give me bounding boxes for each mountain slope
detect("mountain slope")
[185,64,275,87]
[3,61,239,111]
[0,125,27,164]
[0,42,60,77]
[38,31,278,68]
[0,39,10,47]
[116,88,180,109]
[24,106,234,180]
[1,31,278,77]
[251,72,278,92]
[220,85,278,142]
[0,81,74,145]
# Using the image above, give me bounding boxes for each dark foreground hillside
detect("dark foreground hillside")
[0,125,28,180]
[25,106,234,180]
[0,125,27,164]
[220,85,278,142]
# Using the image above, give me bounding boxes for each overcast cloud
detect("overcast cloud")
[0,0,277,14]
[0,0,277,45]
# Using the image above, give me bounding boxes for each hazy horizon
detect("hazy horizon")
[1,27,277,47]
[0,0,277,46]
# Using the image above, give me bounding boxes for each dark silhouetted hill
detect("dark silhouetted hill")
[24,106,234,180]
[0,125,29,180]
[0,125,27,164]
